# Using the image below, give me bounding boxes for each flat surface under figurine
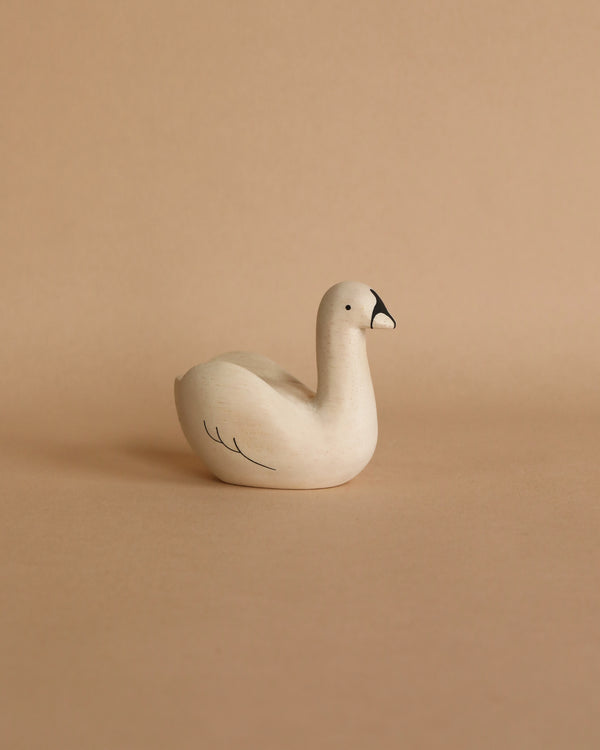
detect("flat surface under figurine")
[2,405,599,750]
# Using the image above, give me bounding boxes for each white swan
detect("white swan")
[174,281,395,489]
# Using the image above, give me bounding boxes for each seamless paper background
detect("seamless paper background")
[2,2,599,748]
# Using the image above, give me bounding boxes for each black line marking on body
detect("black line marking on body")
[203,420,276,471]
[203,422,221,444]
[232,437,276,470]
[215,425,237,453]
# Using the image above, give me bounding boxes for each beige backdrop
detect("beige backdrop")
[2,1,599,748]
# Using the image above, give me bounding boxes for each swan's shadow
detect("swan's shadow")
[27,437,216,486]
[118,442,215,486]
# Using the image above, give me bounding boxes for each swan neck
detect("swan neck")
[315,322,374,408]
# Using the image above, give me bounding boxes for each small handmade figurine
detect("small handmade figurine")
[175,281,395,489]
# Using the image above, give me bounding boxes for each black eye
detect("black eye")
[345,304,351,310]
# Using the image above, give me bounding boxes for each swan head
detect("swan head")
[318,281,396,331]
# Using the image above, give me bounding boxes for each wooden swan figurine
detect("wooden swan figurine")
[174,281,395,489]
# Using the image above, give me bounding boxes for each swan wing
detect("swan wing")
[175,359,317,476]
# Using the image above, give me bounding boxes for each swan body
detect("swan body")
[174,281,395,489]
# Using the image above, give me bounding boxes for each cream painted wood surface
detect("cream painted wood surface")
[174,281,396,489]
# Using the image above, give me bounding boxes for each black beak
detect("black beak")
[370,289,396,329]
